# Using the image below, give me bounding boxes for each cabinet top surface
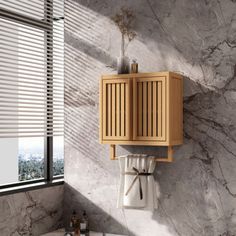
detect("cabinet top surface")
[101,71,183,79]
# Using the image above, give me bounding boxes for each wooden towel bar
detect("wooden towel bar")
[109,145,174,163]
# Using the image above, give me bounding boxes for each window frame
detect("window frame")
[0,0,64,195]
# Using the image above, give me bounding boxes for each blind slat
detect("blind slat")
[0,1,64,138]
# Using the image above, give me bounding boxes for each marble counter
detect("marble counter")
[41,228,65,236]
[41,229,126,236]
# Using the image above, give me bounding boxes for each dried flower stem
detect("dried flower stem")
[111,7,136,56]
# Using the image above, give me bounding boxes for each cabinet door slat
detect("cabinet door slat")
[138,82,143,136]
[153,81,157,137]
[162,80,166,140]
[158,81,162,137]
[143,82,147,136]
[116,83,120,137]
[125,82,130,137]
[107,84,112,137]
[148,81,152,136]
[120,83,125,137]
[102,82,107,137]
[111,83,116,137]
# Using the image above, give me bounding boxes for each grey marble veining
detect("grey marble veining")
[64,0,236,235]
[0,186,64,236]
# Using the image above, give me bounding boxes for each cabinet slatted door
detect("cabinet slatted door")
[133,77,166,141]
[101,79,131,141]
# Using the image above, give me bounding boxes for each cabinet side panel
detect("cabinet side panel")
[170,76,183,145]
[99,79,103,143]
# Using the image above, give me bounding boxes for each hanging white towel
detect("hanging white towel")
[117,154,159,210]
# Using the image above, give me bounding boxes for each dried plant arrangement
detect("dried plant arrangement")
[111,7,136,57]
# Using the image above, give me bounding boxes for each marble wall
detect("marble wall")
[64,0,236,235]
[0,185,63,236]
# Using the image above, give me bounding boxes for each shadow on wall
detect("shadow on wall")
[64,0,172,72]
[64,0,236,235]
[64,183,178,236]
[64,183,135,236]
[150,75,236,235]
[65,30,236,233]
[65,0,236,90]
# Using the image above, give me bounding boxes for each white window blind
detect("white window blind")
[0,0,64,138]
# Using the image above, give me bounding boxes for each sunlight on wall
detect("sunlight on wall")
[66,0,108,49]
[64,43,104,158]
[64,1,211,236]
[124,210,176,236]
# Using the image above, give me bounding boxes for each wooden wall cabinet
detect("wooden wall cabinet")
[99,72,183,161]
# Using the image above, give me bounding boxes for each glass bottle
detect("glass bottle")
[80,210,89,236]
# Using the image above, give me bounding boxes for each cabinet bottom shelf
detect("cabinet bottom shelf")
[101,140,183,146]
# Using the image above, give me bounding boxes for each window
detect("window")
[0,0,64,191]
